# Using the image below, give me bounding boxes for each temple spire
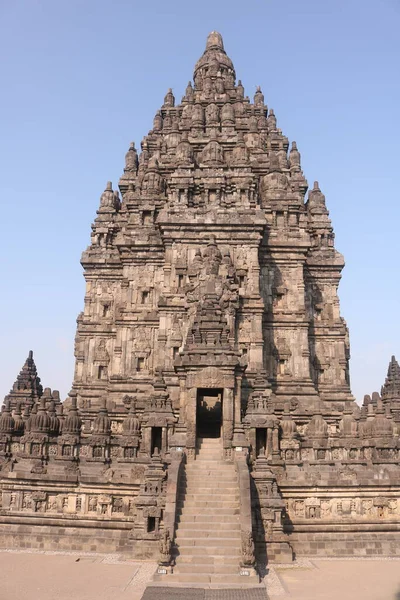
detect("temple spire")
[381,355,400,401]
[306,182,335,249]
[4,350,43,410]
[194,31,236,89]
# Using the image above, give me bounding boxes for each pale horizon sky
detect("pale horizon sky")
[1,0,399,404]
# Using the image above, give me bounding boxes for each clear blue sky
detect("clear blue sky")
[1,0,399,403]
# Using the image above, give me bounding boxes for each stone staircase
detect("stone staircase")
[170,437,259,585]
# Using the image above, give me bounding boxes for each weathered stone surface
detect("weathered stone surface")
[1,31,400,570]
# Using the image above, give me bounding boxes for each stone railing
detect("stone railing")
[235,452,257,576]
[161,450,185,567]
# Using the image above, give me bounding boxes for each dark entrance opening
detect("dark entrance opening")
[151,427,162,455]
[147,516,156,533]
[196,388,223,438]
[256,427,267,457]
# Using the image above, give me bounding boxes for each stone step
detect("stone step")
[180,482,237,489]
[177,500,239,507]
[195,450,223,454]
[173,564,241,575]
[184,471,234,477]
[185,463,235,469]
[175,535,240,544]
[185,473,235,478]
[177,501,239,508]
[175,522,241,532]
[178,489,238,497]
[176,521,239,529]
[175,538,241,549]
[172,553,241,564]
[173,544,242,556]
[181,486,238,494]
[186,461,234,466]
[187,466,233,471]
[175,529,241,547]
[187,463,232,469]
[182,477,237,483]
[184,468,237,475]
[176,507,240,517]
[195,452,223,456]
[188,468,233,472]
[178,489,239,504]
[185,469,231,474]
[197,440,222,445]
[177,514,240,524]
[164,573,260,585]
[184,474,234,479]
[179,487,239,495]
[180,494,238,500]
[173,440,244,582]
[179,478,238,487]
[177,503,239,512]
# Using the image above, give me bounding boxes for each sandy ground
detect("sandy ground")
[0,551,157,600]
[268,558,400,600]
[0,551,399,600]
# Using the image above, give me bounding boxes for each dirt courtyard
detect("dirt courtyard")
[0,551,399,600]
[268,557,400,600]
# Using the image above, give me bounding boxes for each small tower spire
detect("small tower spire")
[3,351,43,411]
[289,141,301,171]
[163,88,175,107]
[381,355,400,401]
[254,86,265,107]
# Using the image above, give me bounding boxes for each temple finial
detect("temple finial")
[163,88,175,107]
[206,31,224,51]
[381,355,400,401]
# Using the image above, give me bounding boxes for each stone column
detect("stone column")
[234,376,242,428]
[233,374,247,448]
[222,387,234,451]
[140,427,152,457]
[186,387,197,458]
[266,426,273,459]
[178,376,187,426]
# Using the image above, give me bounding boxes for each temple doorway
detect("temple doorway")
[196,388,223,438]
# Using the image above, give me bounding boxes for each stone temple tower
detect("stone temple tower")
[1,32,399,574]
[74,30,352,445]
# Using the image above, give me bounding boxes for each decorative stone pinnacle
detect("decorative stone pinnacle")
[381,355,400,400]
[206,31,224,51]
[106,181,112,191]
